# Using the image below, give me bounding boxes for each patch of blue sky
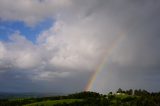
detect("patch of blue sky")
[0,18,54,43]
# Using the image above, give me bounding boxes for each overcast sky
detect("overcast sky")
[0,0,160,93]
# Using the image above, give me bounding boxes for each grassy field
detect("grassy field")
[23,99,83,106]
[115,93,135,99]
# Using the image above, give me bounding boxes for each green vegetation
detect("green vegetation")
[0,89,160,106]
[24,99,83,106]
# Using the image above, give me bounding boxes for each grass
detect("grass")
[108,93,137,104]
[23,99,83,106]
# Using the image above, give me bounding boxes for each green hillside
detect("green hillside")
[24,99,83,106]
[0,89,160,106]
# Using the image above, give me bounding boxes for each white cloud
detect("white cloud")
[37,18,111,71]
[0,42,6,59]
[32,71,70,81]
[0,0,72,26]
[0,10,117,79]
[0,32,42,70]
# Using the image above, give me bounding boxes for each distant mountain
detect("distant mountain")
[0,92,64,99]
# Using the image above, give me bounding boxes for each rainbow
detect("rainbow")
[85,33,126,91]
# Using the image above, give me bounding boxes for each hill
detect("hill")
[0,92,64,99]
[0,89,160,106]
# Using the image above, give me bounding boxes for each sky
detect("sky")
[0,0,160,94]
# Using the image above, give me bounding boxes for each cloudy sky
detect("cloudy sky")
[0,0,160,93]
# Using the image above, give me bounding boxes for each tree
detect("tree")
[117,88,123,93]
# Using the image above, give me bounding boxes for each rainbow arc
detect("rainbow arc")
[85,33,126,91]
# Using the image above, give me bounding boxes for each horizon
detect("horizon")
[0,0,160,94]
